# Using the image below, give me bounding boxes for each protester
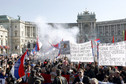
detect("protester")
[28,70,44,84]
[52,69,68,84]
[0,53,126,84]
[72,68,90,84]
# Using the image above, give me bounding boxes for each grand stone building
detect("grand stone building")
[0,15,37,54]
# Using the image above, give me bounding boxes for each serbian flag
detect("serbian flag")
[31,48,36,55]
[35,38,42,52]
[95,38,100,43]
[52,43,60,49]
[10,50,28,79]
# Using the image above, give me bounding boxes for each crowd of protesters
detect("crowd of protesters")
[0,54,126,84]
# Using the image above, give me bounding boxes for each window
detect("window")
[118,30,121,35]
[15,46,17,50]
[15,31,18,37]
[27,42,30,48]
[15,25,17,28]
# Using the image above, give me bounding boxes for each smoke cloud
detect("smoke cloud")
[34,16,79,60]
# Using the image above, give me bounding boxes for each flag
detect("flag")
[77,62,81,71]
[24,50,29,60]
[112,36,114,43]
[51,39,63,49]
[97,42,99,63]
[35,38,42,52]
[31,48,36,55]
[10,50,28,79]
[91,40,94,56]
[124,30,126,41]
[94,38,100,43]
[52,43,60,49]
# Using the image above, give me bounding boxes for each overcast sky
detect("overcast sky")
[1,0,126,23]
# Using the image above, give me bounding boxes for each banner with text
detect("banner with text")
[99,41,126,66]
[70,41,94,62]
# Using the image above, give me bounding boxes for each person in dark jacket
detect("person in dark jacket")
[28,70,44,84]
[73,68,90,84]
[52,69,68,84]
[84,64,95,78]
[112,71,124,84]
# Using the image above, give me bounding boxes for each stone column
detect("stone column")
[26,27,27,37]
[31,27,33,37]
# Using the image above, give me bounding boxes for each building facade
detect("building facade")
[0,15,37,54]
[0,25,8,54]
[96,19,126,43]
[66,11,126,43]
[49,10,126,43]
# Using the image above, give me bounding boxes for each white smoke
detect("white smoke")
[35,17,79,47]
[34,16,79,60]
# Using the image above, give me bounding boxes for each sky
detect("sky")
[1,0,126,23]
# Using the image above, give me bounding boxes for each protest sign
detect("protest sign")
[60,41,70,54]
[71,41,94,62]
[99,41,126,66]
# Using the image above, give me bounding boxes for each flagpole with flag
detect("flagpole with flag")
[112,36,114,43]
[35,37,42,52]
[124,30,126,41]
[10,50,28,80]
[31,37,42,56]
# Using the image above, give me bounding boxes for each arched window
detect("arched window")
[15,30,18,37]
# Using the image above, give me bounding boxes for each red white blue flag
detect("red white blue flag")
[52,43,60,49]
[10,50,28,79]
[31,48,36,55]
[35,38,42,52]
[95,38,100,43]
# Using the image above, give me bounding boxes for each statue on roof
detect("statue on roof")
[84,8,89,14]
[17,15,21,20]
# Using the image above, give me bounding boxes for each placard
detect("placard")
[99,41,126,66]
[60,41,70,54]
[71,41,94,62]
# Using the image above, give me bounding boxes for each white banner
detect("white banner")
[70,41,94,62]
[99,41,126,66]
